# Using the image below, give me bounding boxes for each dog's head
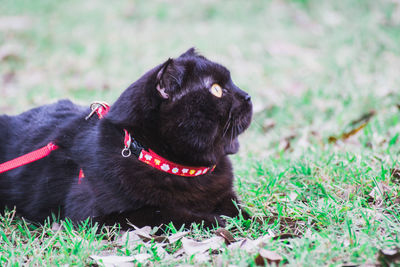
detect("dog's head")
[107,48,252,166]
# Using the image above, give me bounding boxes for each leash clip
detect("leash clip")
[85,101,109,120]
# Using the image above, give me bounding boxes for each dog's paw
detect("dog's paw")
[202,214,225,229]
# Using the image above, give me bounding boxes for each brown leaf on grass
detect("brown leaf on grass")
[328,110,376,144]
[255,248,283,266]
[378,248,400,266]
[328,136,338,143]
[215,228,236,245]
[341,122,368,140]
[116,228,189,250]
[349,110,376,127]
[254,253,265,266]
[228,235,272,253]
[328,122,368,144]
[390,169,400,183]
[279,134,296,151]
[129,225,152,242]
[181,236,224,255]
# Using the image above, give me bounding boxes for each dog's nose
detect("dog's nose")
[244,94,251,102]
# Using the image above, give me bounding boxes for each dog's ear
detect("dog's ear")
[179,47,197,58]
[156,58,184,100]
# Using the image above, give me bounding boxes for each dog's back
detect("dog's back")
[0,100,86,218]
[0,100,81,160]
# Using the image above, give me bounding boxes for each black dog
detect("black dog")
[0,48,252,229]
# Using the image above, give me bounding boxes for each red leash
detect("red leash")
[0,142,59,173]
[0,102,109,175]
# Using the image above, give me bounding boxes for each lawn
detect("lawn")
[1,0,400,266]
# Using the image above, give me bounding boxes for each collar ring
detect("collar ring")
[121,147,131,158]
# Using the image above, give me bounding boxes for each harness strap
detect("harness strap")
[0,142,59,174]
[0,102,110,175]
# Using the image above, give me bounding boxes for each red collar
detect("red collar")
[92,102,215,177]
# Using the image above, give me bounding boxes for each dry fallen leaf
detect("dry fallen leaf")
[349,110,376,127]
[128,225,152,242]
[90,254,151,267]
[228,235,272,253]
[215,228,236,245]
[329,123,368,144]
[341,122,368,140]
[255,248,283,266]
[254,253,265,266]
[328,110,376,144]
[279,134,296,152]
[116,231,141,248]
[116,228,189,252]
[167,231,190,243]
[181,236,224,255]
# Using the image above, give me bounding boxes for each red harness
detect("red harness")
[0,142,59,174]
[0,102,214,179]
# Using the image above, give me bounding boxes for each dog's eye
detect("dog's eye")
[210,84,223,98]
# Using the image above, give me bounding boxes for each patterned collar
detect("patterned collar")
[91,102,215,177]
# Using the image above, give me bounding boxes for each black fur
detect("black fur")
[0,48,252,229]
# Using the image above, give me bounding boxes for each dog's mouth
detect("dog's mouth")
[224,138,239,155]
[221,103,252,155]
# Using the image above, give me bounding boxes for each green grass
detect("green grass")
[1,0,400,266]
